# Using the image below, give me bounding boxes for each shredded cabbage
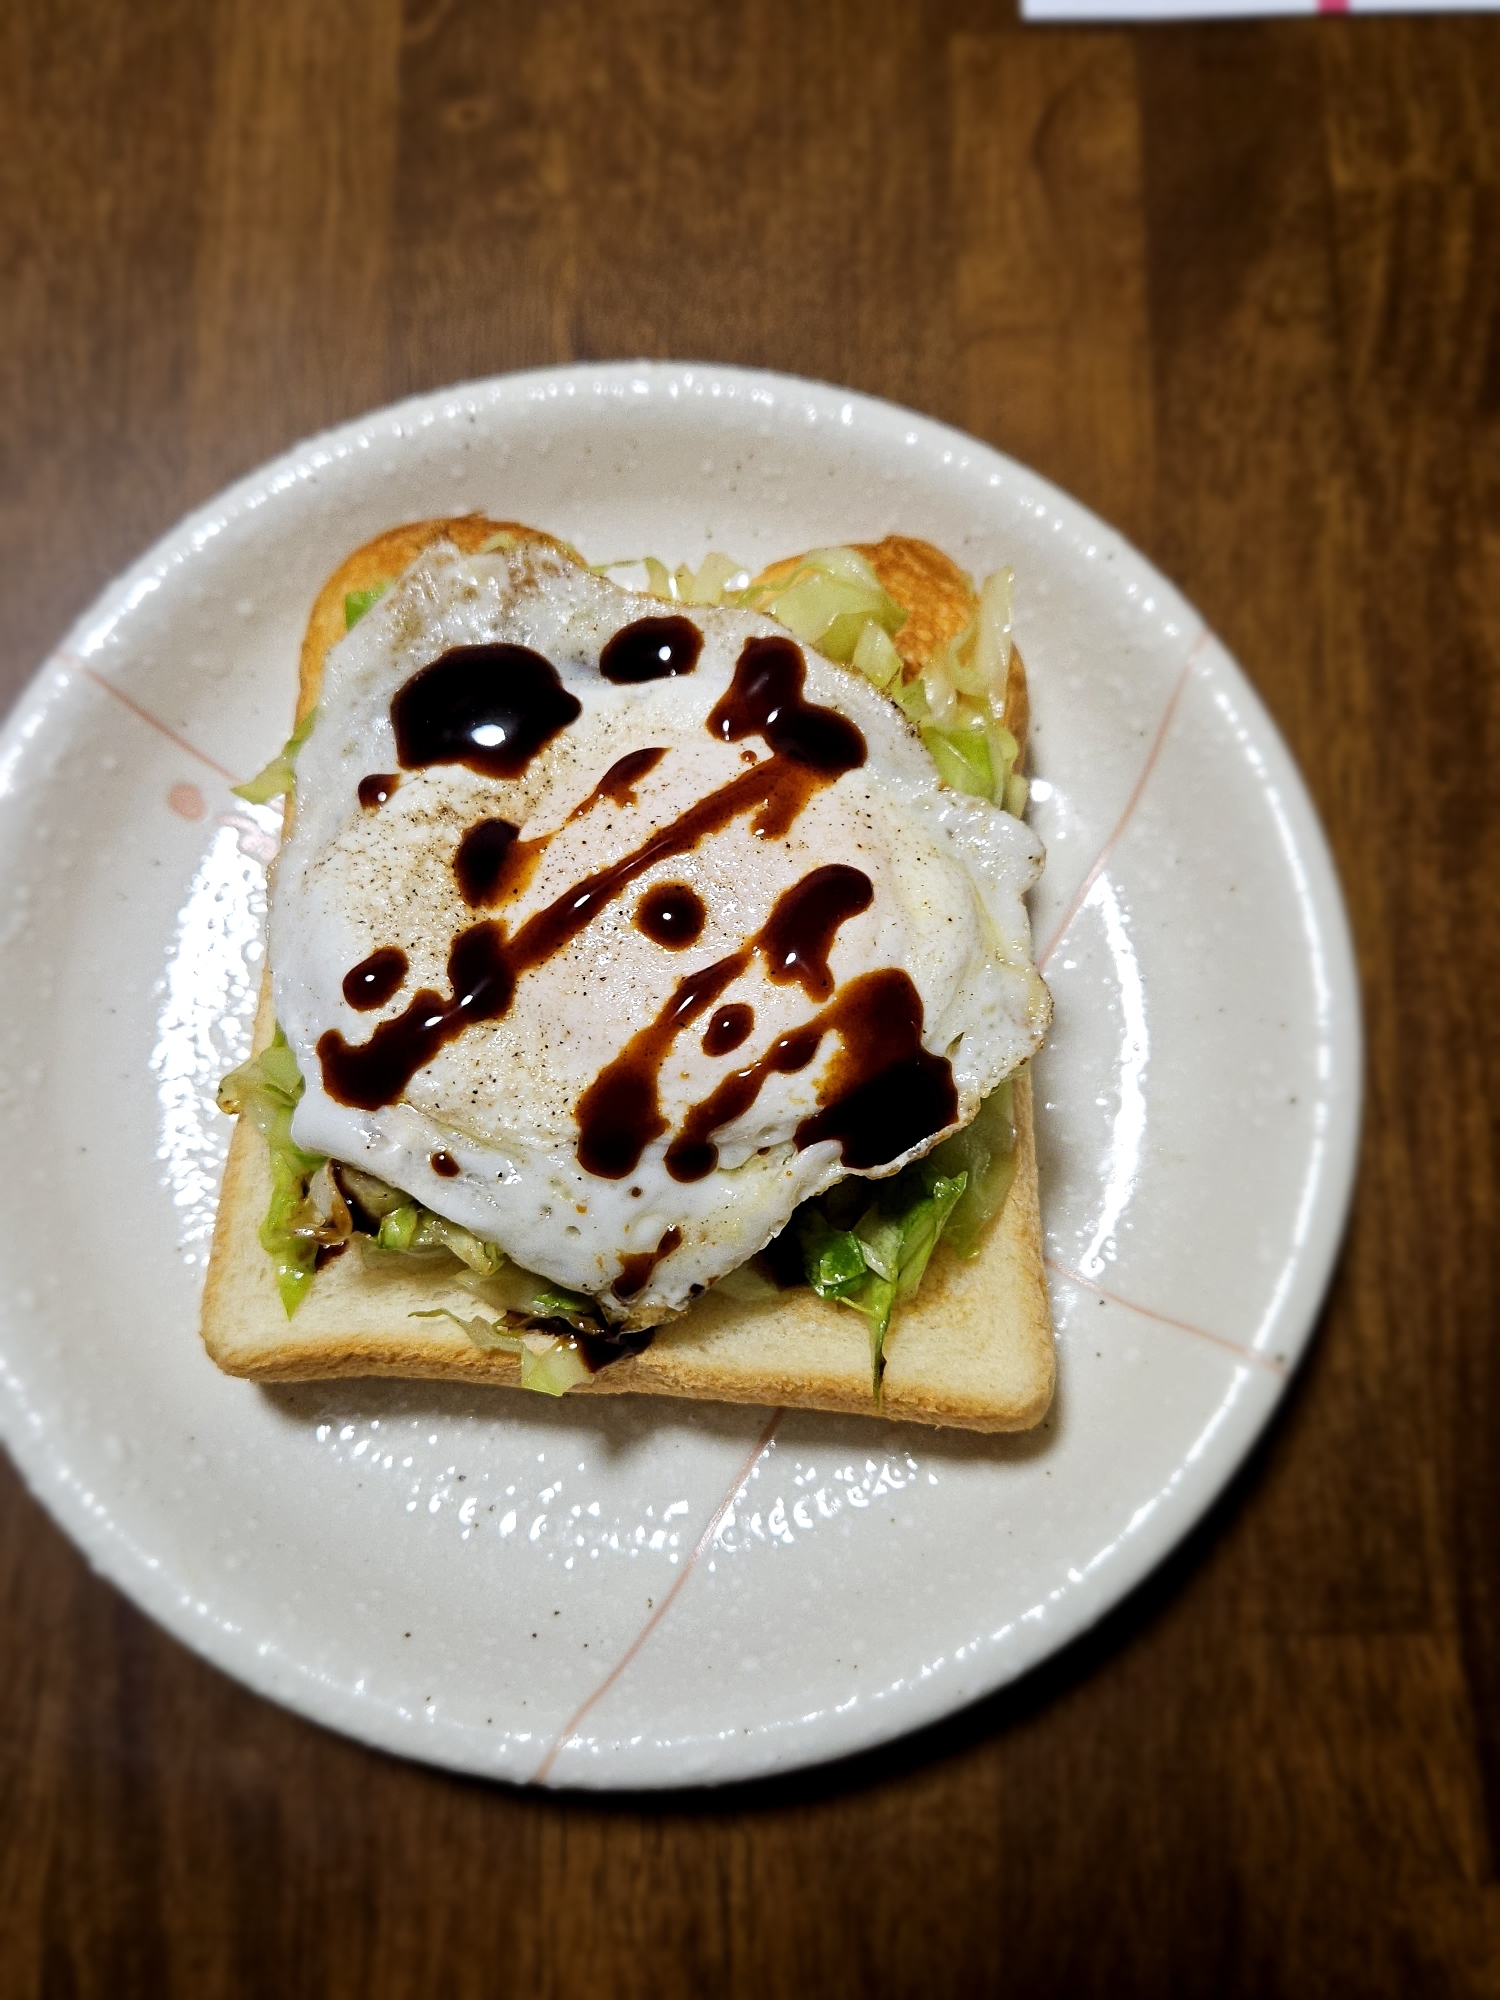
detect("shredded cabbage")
[367,1203,503,1275]
[854,1168,968,1397]
[519,1333,593,1396]
[411,1307,524,1355]
[920,723,993,799]
[798,1208,872,1301]
[747,548,907,663]
[217,1028,326,1313]
[607,544,1026,814]
[452,1263,596,1328]
[409,1306,593,1395]
[232,709,317,805]
[924,1078,1018,1259]
[343,581,391,628]
[788,1164,969,1398]
[766,1074,1021,1396]
[852,620,903,689]
[916,567,1021,805]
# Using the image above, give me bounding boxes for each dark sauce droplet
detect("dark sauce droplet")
[613,1226,683,1300]
[342,946,408,1012]
[702,1003,753,1057]
[599,616,703,684]
[391,644,581,779]
[708,635,866,776]
[430,1149,460,1177]
[636,882,706,949]
[454,817,521,906]
[358,772,399,809]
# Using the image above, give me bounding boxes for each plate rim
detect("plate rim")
[0,359,1363,1788]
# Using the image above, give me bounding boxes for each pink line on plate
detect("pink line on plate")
[1037,627,1209,972]
[1045,1254,1287,1377]
[74,658,238,785]
[530,1407,784,1784]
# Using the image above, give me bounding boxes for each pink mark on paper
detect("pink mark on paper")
[76,659,238,783]
[167,782,207,822]
[530,1408,785,1784]
[1045,1255,1287,1377]
[1038,628,1208,973]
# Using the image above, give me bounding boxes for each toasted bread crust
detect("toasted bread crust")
[752,538,1030,760]
[200,519,1054,1431]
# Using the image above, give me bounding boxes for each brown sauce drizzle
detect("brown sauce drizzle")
[665,968,957,1182]
[636,882,706,949]
[574,953,743,1177]
[708,635,865,779]
[794,972,959,1167]
[319,635,867,1115]
[358,773,399,809]
[454,752,670,920]
[391,644,581,780]
[612,1225,683,1300]
[454,817,521,906]
[319,922,513,1110]
[342,946,408,1012]
[574,864,873,1180]
[702,1003,753,1056]
[430,1150,460,1177]
[755,864,873,1001]
[599,615,702,683]
[581,745,666,810]
[455,750,668,914]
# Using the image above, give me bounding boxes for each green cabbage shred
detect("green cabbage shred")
[795,1162,968,1399]
[344,581,391,628]
[217,1028,326,1314]
[408,1312,591,1394]
[232,709,317,806]
[923,1078,1017,1259]
[603,544,1029,816]
[754,1076,1020,1399]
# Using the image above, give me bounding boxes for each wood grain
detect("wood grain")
[2,2,1499,1994]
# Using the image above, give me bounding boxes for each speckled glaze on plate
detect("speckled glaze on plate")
[0,365,1359,1788]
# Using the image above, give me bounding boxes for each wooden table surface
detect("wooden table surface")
[2,4,1497,1994]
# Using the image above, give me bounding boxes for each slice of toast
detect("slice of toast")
[200,521,1054,1431]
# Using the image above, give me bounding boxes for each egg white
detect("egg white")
[273,541,1050,1323]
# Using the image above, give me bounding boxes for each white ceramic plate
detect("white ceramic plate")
[0,364,1359,1788]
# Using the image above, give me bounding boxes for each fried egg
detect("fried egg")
[273,540,1050,1325]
